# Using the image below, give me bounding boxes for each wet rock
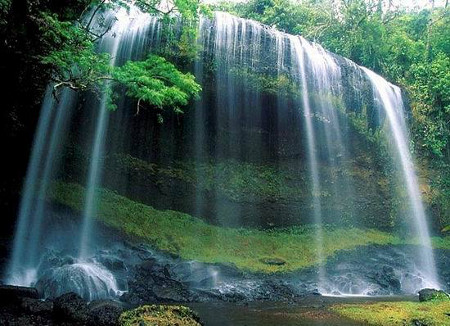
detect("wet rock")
[97,256,127,273]
[123,258,195,304]
[20,297,53,314]
[87,300,123,326]
[53,292,89,323]
[418,288,450,302]
[170,261,216,287]
[152,280,191,302]
[36,262,120,300]
[37,250,75,275]
[401,273,424,294]
[321,245,444,295]
[373,265,401,293]
[0,285,39,304]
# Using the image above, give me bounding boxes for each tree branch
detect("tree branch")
[85,0,108,31]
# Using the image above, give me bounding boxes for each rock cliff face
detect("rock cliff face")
[55,12,404,231]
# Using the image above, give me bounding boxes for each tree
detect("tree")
[38,0,202,118]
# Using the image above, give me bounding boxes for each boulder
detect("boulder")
[20,297,53,314]
[0,285,39,304]
[123,259,194,304]
[418,288,450,302]
[88,300,124,326]
[53,292,89,323]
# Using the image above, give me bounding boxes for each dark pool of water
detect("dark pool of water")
[188,295,417,326]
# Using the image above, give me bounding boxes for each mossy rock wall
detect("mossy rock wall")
[54,14,439,232]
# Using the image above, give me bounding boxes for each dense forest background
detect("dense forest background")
[1,0,450,237]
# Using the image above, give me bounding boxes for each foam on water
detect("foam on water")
[36,260,121,301]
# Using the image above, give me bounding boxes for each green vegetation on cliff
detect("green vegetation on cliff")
[216,0,450,230]
[112,153,307,202]
[49,181,450,273]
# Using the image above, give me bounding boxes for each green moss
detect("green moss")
[119,305,202,326]
[48,181,450,273]
[112,154,306,202]
[228,67,301,97]
[431,236,450,250]
[332,301,450,326]
[421,290,450,302]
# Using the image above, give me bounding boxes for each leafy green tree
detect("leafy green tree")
[410,53,450,158]
[114,55,201,114]
[39,0,202,118]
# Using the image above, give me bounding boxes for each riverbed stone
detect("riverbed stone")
[418,288,450,302]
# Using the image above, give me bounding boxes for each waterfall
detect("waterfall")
[5,8,440,299]
[5,7,156,299]
[362,67,439,289]
[195,11,439,293]
[78,8,137,259]
[289,35,326,290]
[6,87,77,286]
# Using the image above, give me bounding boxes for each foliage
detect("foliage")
[48,181,450,273]
[229,67,300,97]
[332,301,450,326]
[111,153,306,202]
[421,290,450,302]
[119,305,201,326]
[37,0,202,117]
[0,0,10,26]
[113,55,201,114]
[39,12,112,92]
[410,52,450,158]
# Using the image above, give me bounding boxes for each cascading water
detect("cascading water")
[7,87,77,286]
[5,7,156,300]
[191,11,439,293]
[79,8,138,259]
[289,35,326,290]
[5,7,440,301]
[362,67,439,289]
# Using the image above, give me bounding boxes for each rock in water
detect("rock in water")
[418,288,450,302]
